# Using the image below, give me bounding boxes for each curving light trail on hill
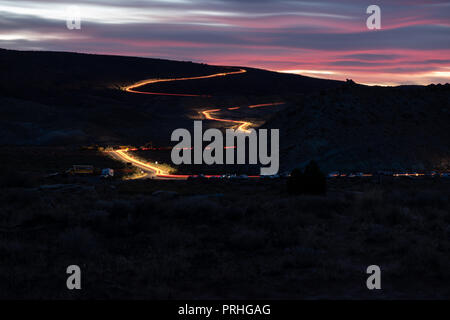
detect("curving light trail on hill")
[202,102,285,133]
[124,68,246,97]
[113,68,284,179]
[114,149,165,176]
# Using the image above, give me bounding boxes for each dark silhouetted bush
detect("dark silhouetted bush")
[287,161,326,195]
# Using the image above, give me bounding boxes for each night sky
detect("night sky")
[1,0,449,85]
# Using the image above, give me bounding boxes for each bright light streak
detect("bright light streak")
[202,102,284,132]
[114,68,281,179]
[202,108,253,132]
[124,69,246,96]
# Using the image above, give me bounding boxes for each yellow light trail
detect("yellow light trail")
[124,69,247,96]
[114,68,284,179]
[248,102,285,108]
[202,108,253,133]
[202,102,285,133]
[115,149,164,175]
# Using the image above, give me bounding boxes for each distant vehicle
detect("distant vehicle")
[67,165,94,175]
[393,172,408,177]
[328,172,340,178]
[238,174,249,179]
[101,168,114,178]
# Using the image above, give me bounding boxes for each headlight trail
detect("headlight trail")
[124,69,247,97]
[113,68,284,179]
[202,102,285,133]
[201,108,253,133]
[114,149,164,175]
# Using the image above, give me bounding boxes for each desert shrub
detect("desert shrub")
[228,226,267,250]
[58,226,100,257]
[282,246,325,269]
[107,199,136,220]
[1,188,40,205]
[0,169,36,188]
[400,243,450,279]
[170,197,222,221]
[287,161,326,195]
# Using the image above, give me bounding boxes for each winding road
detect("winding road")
[202,102,285,133]
[125,68,246,97]
[110,68,284,179]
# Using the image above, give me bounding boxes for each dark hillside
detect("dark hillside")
[0,48,224,98]
[0,49,342,147]
[141,67,341,96]
[265,82,450,172]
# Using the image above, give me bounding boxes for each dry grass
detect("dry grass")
[0,176,449,299]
